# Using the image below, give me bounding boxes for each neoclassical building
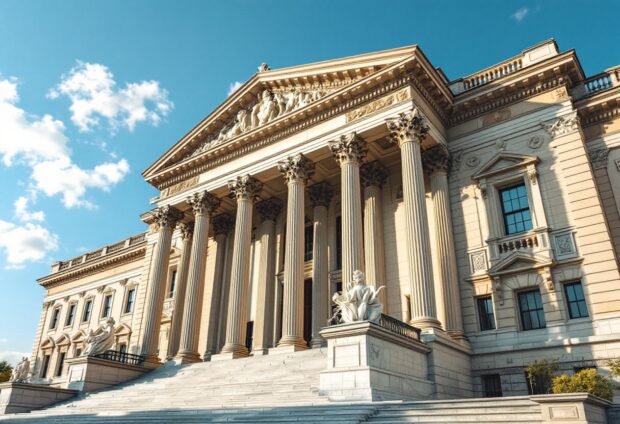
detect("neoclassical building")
[28,39,620,399]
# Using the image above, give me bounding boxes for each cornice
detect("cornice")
[37,245,146,289]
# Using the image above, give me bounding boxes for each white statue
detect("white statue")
[331,270,384,324]
[83,317,116,356]
[9,356,30,383]
[251,90,278,127]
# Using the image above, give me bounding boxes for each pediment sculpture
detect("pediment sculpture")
[331,270,384,324]
[189,88,333,158]
[9,356,30,383]
[83,317,116,356]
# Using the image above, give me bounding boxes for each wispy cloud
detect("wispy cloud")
[511,7,529,22]
[48,61,173,133]
[227,81,243,97]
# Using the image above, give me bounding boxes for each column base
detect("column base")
[141,354,164,367]
[310,337,326,349]
[410,316,443,330]
[269,344,307,355]
[216,343,249,360]
[211,351,250,361]
[277,335,308,351]
[251,347,269,356]
[447,329,468,341]
[173,351,203,364]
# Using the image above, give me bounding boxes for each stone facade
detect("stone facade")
[28,39,620,403]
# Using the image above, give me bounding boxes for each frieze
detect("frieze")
[542,112,580,138]
[588,147,609,169]
[160,176,199,199]
[345,87,411,122]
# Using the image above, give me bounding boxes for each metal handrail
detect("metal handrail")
[93,350,145,366]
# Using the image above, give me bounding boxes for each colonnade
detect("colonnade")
[137,108,464,362]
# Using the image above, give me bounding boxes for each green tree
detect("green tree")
[525,358,559,394]
[607,358,620,377]
[552,369,614,401]
[0,360,13,383]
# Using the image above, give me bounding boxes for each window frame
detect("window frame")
[39,354,51,379]
[167,269,178,299]
[49,306,62,330]
[82,298,94,323]
[64,302,77,327]
[499,183,533,236]
[563,281,589,320]
[101,293,114,319]
[476,296,496,332]
[481,374,503,398]
[517,288,546,331]
[124,287,136,314]
[55,351,66,377]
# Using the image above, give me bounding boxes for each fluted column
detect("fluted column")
[216,229,235,352]
[139,205,183,362]
[252,198,283,354]
[330,133,367,288]
[167,222,193,359]
[277,153,315,350]
[308,182,333,348]
[425,144,464,338]
[220,175,262,358]
[361,161,388,309]
[204,214,234,358]
[387,109,441,330]
[176,191,220,363]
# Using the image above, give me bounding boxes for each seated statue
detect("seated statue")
[331,270,384,324]
[9,356,30,383]
[83,317,116,357]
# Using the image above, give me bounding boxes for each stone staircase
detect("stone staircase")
[0,349,554,423]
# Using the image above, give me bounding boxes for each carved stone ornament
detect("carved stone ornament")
[346,87,411,122]
[228,174,263,202]
[589,147,609,169]
[308,182,334,208]
[330,270,384,324]
[9,357,30,383]
[153,205,184,230]
[528,135,544,150]
[256,198,283,221]
[451,150,464,171]
[160,176,199,199]
[422,144,450,174]
[493,276,503,305]
[187,191,220,215]
[258,63,270,72]
[277,153,315,184]
[542,267,554,292]
[542,113,580,138]
[360,161,388,188]
[470,251,487,274]
[329,132,368,166]
[386,108,430,147]
[178,222,194,240]
[84,317,116,357]
[212,213,234,236]
[465,155,480,168]
[189,88,335,159]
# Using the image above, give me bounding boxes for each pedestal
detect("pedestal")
[0,382,77,414]
[65,356,156,392]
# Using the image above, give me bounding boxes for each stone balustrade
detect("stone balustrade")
[463,58,523,90]
[488,228,550,261]
[573,66,620,99]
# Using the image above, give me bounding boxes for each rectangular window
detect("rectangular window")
[304,224,314,261]
[564,281,589,319]
[481,374,502,397]
[82,299,93,322]
[65,304,76,326]
[102,295,113,318]
[168,270,177,298]
[500,183,533,235]
[335,216,342,270]
[118,343,127,354]
[75,348,82,357]
[477,296,496,331]
[55,352,66,377]
[40,354,50,378]
[518,289,546,331]
[124,289,136,314]
[50,307,61,329]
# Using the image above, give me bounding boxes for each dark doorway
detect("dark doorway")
[245,321,254,351]
[303,279,312,345]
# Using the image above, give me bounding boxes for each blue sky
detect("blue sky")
[0,0,618,364]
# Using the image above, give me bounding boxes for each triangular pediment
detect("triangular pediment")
[489,251,553,276]
[142,44,452,188]
[114,323,132,336]
[472,152,539,181]
[71,331,86,342]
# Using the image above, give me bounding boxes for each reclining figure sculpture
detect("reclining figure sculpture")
[331,270,384,324]
[83,317,116,356]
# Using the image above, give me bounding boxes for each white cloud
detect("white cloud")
[48,61,173,132]
[0,77,130,208]
[511,7,529,22]
[14,196,45,222]
[227,81,243,96]
[0,351,30,367]
[0,220,58,268]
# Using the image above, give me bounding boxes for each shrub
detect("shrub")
[525,358,559,394]
[0,360,12,383]
[607,358,620,377]
[552,369,614,401]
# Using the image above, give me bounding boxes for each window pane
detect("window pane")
[500,183,532,235]
[564,282,589,319]
[518,290,546,330]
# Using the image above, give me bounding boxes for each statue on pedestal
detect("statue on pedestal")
[331,270,384,324]
[83,317,116,356]
[9,356,30,383]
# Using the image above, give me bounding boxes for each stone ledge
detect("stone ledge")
[0,382,77,414]
[532,393,611,424]
[65,356,156,392]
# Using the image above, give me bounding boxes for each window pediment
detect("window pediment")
[114,323,132,336]
[472,152,539,181]
[489,251,553,276]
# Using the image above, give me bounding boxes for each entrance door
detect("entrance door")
[303,279,313,345]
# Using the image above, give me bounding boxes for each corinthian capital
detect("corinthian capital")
[187,191,220,215]
[212,213,234,236]
[153,205,183,230]
[329,132,368,166]
[360,161,388,188]
[178,222,194,240]
[308,182,334,208]
[422,144,450,174]
[256,198,283,221]
[277,153,315,185]
[386,108,430,147]
[228,174,262,202]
